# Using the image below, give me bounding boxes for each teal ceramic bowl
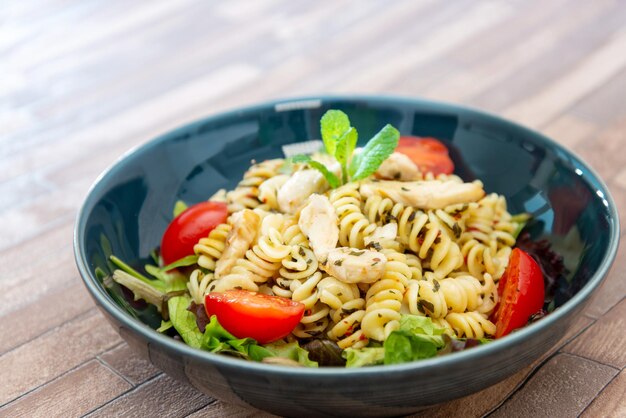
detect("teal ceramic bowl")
[74,96,619,417]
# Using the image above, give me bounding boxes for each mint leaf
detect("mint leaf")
[320,110,351,155]
[334,127,358,183]
[173,200,188,218]
[350,124,399,181]
[291,155,341,188]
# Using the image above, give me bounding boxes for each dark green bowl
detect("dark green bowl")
[74,96,619,417]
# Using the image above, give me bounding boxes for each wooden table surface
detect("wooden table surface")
[1,0,625,417]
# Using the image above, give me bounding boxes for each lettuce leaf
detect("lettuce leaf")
[383,315,446,364]
[173,200,188,217]
[168,295,203,348]
[344,347,385,367]
[263,342,318,367]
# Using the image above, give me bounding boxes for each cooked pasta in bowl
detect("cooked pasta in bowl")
[74,96,619,417]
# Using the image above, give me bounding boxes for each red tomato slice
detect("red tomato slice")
[205,290,305,344]
[160,201,228,266]
[398,136,449,154]
[396,136,455,175]
[491,248,545,338]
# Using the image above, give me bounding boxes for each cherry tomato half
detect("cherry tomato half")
[205,290,305,344]
[160,201,228,266]
[490,248,545,338]
[396,136,454,175]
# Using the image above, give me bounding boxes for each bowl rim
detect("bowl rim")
[74,94,620,377]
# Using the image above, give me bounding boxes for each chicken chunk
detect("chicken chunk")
[364,223,398,248]
[360,179,485,210]
[258,174,289,209]
[323,247,387,284]
[278,169,329,214]
[214,209,260,278]
[375,152,421,181]
[297,194,339,262]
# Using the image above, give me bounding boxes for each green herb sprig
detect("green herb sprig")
[293,110,400,188]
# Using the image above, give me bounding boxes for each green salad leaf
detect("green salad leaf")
[292,109,399,188]
[344,347,385,368]
[168,295,203,348]
[157,255,199,272]
[344,315,449,367]
[201,315,317,366]
[263,342,318,367]
[511,212,532,239]
[173,200,188,217]
[383,315,447,365]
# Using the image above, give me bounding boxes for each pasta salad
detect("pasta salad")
[109,110,550,367]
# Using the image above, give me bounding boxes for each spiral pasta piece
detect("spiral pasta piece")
[434,312,496,338]
[226,159,284,212]
[187,269,215,304]
[413,272,484,318]
[194,223,231,271]
[317,276,367,349]
[361,250,411,341]
[290,272,329,338]
[329,183,376,248]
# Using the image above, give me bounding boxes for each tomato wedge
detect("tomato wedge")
[205,290,305,344]
[491,248,545,338]
[396,136,454,175]
[161,201,228,265]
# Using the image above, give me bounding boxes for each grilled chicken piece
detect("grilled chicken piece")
[360,180,484,210]
[375,152,421,181]
[364,223,398,248]
[258,174,289,209]
[214,209,260,278]
[297,194,339,262]
[278,169,329,214]
[323,247,387,284]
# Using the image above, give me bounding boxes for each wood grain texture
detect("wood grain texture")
[490,353,619,418]
[1,0,625,416]
[581,369,626,418]
[562,299,626,369]
[0,360,131,418]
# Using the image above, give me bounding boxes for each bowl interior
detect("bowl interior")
[78,96,617,340]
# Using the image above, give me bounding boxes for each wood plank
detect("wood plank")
[409,315,593,418]
[562,299,626,369]
[503,28,626,128]
[541,115,597,151]
[420,0,603,103]
[85,374,212,418]
[490,353,618,418]
[0,222,76,316]
[0,281,94,354]
[98,344,160,386]
[0,360,131,418]
[575,115,626,185]
[581,369,626,418]
[0,311,121,405]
